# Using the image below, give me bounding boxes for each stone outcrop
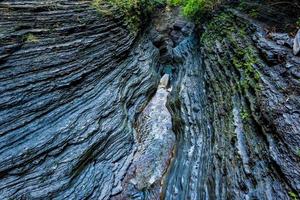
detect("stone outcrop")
[160,5,300,200]
[0,0,299,200]
[294,30,300,55]
[0,1,160,199]
[201,11,300,199]
[113,74,175,200]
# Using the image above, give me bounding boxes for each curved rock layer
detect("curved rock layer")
[163,36,212,200]
[164,10,300,200]
[204,11,300,199]
[0,1,300,200]
[113,74,175,200]
[0,1,160,199]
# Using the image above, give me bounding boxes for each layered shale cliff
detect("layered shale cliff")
[0,1,160,199]
[0,0,300,200]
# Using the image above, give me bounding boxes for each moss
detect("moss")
[288,191,298,200]
[297,17,300,28]
[201,13,233,48]
[249,8,259,18]
[91,1,113,16]
[238,1,247,10]
[240,79,249,90]
[231,46,261,91]
[201,12,262,93]
[24,33,38,43]
[241,109,250,121]
[296,149,300,157]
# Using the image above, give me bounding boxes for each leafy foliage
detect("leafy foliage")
[93,0,223,28]
[168,0,223,19]
[167,0,183,6]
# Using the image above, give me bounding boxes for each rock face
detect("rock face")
[0,1,160,199]
[159,5,300,200]
[164,36,212,200]
[0,1,300,200]
[294,29,300,55]
[200,11,300,199]
[113,74,175,200]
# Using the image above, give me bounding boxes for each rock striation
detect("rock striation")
[0,1,299,200]
[164,9,300,200]
[113,74,175,200]
[294,29,300,56]
[0,1,160,199]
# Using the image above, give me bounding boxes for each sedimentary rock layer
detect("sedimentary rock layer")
[0,1,160,199]
[0,1,299,200]
[114,74,175,200]
[201,10,300,199]
[164,9,300,200]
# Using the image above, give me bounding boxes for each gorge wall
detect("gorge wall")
[0,0,299,199]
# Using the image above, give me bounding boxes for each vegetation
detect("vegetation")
[249,8,259,18]
[201,12,261,94]
[297,149,300,157]
[297,17,300,28]
[92,0,166,31]
[184,0,222,19]
[92,0,223,29]
[24,33,38,43]
[288,191,298,200]
[167,0,223,19]
[241,109,250,120]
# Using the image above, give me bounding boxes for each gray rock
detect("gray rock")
[0,1,160,199]
[1,2,300,200]
[293,29,300,55]
[269,33,294,48]
[173,20,186,31]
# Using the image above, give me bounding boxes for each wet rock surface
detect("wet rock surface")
[0,1,300,200]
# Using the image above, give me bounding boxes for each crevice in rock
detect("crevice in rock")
[0,1,299,200]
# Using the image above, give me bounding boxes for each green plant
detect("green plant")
[296,149,300,157]
[238,1,247,10]
[201,12,262,94]
[249,8,258,18]
[24,33,38,43]
[167,0,182,6]
[241,109,250,120]
[288,191,298,200]
[296,17,300,28]
[176,0,223,19]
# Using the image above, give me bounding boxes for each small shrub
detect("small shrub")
[173,0,223,20]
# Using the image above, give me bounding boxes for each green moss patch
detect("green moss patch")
[201,12,262,92]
